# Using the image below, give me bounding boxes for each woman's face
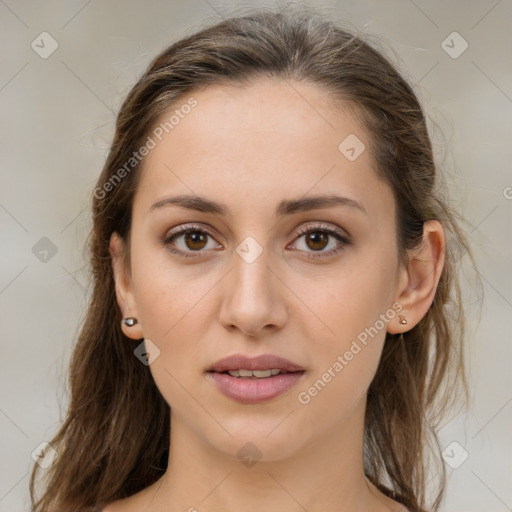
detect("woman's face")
[114,79,407,461]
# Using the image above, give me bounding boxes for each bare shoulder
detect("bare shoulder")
[100,485,157,512]
[100,476,166,512]
[375,491,412,512]
[369,485,412,512]
[102,498,411,512]
[99,501,117,512]
[391,499,412,512]
[100,499,131,512]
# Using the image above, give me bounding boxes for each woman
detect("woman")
[30,5,470,512]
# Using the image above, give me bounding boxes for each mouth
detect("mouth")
[206,353,306,404]
[207,353,305,374]
[219,368,294,378]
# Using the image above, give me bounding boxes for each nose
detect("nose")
[218,246,289,337]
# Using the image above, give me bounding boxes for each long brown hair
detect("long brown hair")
[30,4,472,511]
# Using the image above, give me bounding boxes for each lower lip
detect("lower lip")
[207,371,305,404]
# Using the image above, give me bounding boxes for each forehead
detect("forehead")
[133,79,394,221]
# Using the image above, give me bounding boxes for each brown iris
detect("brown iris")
[305,232,329,251]
[185,232,208,250]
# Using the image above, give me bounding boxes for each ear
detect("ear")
[387,220,445,334]
[109,232,144,340]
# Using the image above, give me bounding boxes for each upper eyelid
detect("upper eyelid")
[164,223,221,242]
[295,222,349,237]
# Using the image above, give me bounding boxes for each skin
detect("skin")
[107,79,445,512]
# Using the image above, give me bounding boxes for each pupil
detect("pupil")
[186,232,206,250]
[307,232,328,251]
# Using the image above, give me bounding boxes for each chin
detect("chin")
[201,419,308,464]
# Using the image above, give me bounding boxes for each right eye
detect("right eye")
[163,224,222,258]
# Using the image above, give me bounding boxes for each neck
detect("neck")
[143,399,400,512]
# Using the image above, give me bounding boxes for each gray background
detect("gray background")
[1,1,511,511]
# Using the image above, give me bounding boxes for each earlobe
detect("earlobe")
[387,220,445,334]
[109,232,144,340]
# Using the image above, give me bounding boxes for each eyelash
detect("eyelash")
[162,223,351,260]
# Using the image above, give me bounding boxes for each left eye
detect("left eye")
[289,226,349,258]
[292,228,345,253]
[163,224,349,259]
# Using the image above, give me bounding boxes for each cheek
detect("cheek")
[134,271,218,351]
[130,251,217,410]
[299,252,398,349]
[293,247,398,412]
[129,240,224,354]
[130,234,213,337]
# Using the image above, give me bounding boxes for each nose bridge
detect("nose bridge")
[218,236,287,335]
[232,238,275,307]
[234,242,271,296]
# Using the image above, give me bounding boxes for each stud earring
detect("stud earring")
[121,317,138,327]
[399,314,408,325]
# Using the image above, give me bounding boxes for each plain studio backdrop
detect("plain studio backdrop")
[1,1,511,511]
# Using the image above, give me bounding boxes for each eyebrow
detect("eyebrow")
[149,194,367,216]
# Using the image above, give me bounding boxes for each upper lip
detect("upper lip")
[208,354,305,373]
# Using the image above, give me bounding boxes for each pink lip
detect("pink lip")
[207,371,305,404]
[206,353,306,404]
